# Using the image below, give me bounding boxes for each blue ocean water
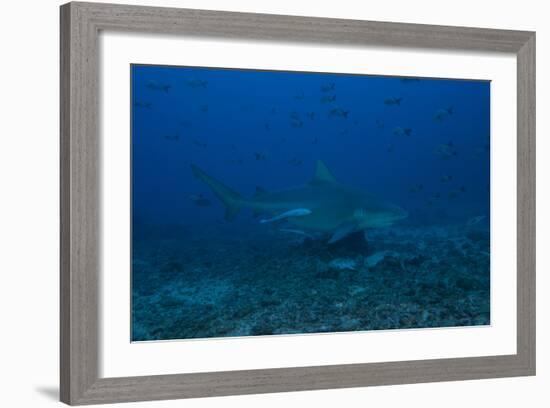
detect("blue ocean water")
[131,64,490,341]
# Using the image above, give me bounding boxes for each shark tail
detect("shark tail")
[191,164,243,221]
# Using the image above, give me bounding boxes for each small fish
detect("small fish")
[376,119,385,129]
[185,79,208,88]
[306,112,316,120]
[393,127,412,136]
[321,95,336,103]
[434,106,454,121]
[254,152,267,161]
[264,122,270,131]
[290,111,301,120]
[228,158,244,165]
[191,138,207,148]
[440,175,453,183]
[294,90,305,100]
[260,208,312,224]
[384,97,402,106]
[189,194,211,207]
[432,192,441,199]
[320,83,335,92]
[408,184,424,193]
[328,108,350,119]
[146,80,171,93]
[200,104,209,113]
[291,120,304,128]
[459,185,467,193]
[434,141,458,158]
[311,137,319,144]
[472,144,490,158]
[448,190,459,199]
[467,215,487,226]
[133,100,152,109]
[178,120,191,127]
[164,133,180,141]
[288,157,303,166]
[271,107,277,114]
[386,144,394,153]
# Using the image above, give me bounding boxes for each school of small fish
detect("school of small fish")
[135,74,485,214]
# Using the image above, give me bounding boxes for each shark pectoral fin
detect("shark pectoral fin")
[328,222,357,244]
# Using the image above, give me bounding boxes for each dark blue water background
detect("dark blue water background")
[132,65,489,228]
[131,64,490,341]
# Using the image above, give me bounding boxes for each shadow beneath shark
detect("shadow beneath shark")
[297,231,369,258]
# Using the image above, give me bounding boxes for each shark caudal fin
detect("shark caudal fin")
[190,164,243,221]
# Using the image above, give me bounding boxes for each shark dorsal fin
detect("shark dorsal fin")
[311,160,337,185]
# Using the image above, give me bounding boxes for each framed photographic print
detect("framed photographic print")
[60,1,535,405]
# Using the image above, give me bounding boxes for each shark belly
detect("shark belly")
[246,185,359,233]
[285,212,346,232]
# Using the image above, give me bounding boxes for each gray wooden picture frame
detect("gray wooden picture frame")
[60,1,536,405]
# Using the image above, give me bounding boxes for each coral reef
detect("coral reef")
[132,224,490,341]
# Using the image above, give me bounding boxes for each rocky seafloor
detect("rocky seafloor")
[131,224,490,341]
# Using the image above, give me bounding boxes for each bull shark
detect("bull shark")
[191,160,408,244]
